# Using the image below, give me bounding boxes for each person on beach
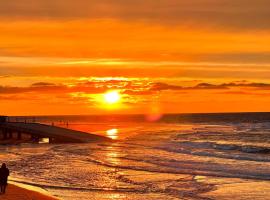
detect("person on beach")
[0,163,10,194]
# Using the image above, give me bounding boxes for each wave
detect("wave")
[81,153,270,181]
[181,141,270,154]
[158,141,270,163]
[10,179,141,193]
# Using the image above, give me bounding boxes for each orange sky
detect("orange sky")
[1,0,270,115]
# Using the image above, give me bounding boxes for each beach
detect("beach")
[1,0,269,198]
[0,184,57,200]
[1,114,270,199]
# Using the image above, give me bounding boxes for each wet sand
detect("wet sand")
[0,184,58,200]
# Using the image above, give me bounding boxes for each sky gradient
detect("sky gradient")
[1,0,270,115]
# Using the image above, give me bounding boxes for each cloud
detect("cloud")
[0,86,26,94]
[220,81,270,89]
[149,81,270,92]
[150,82,183,91]
[217,91,269,96]
[31,82,57,87]
[0,0,269,30]
[0,75,10,78]
[1,80,270,99]
[123,90,153,96]
[193,83,228,90]
[0,80,132,95]
[192,81,270,90]
[0,83,65,94]
[0,94,26,100]
[148,82,227,91]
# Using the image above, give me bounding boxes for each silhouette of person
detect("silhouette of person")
[0,163,9,194]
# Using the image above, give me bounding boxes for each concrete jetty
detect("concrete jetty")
[0,117,110,143]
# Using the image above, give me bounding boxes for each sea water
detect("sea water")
[1,113,270,199]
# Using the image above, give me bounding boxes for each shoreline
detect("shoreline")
[1,183,58,200]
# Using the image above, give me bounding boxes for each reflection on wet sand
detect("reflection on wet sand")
[105,145,120,166]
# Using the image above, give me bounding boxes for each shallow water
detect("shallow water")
[1,116,270,199]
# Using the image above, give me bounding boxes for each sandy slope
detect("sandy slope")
[0,184,58,200]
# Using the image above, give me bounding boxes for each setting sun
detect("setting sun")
[104,91,121,104]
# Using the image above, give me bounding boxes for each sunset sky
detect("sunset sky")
[1,0,270,115]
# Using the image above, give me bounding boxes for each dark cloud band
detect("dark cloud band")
[0,0,269,29]
[1,80,270,95]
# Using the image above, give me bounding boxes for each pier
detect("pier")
[0,116,110,143]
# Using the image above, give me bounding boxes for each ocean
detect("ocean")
[1,113,270,199]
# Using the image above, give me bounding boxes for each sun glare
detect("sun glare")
[104,91,121,104]
[106,128,118,140]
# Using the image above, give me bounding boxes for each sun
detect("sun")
[104,91,121,104]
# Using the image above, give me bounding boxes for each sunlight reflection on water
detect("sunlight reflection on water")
[38,138,49,144]
[106,128,119,140]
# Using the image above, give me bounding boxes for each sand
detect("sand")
[0,184,58,200]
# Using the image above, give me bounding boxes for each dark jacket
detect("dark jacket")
[0,168,9,185]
